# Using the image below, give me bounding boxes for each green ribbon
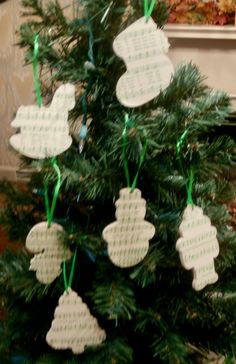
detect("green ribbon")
[144,0,156,21]
[32,34,62,227]
[187,167,194,206]
[176,131,194,206]
[33,33,42,107]
[122,114,147,192]
[44,157,62,228]
[63,247,78,291]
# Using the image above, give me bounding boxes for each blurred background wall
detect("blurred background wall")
[0,0,73,180]
[0,1,235,180]
[0,0,34,180]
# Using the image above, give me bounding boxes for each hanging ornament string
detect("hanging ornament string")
[63,247,78,292]
[144,0,156,21]
[32,33,62,227]
[122,114,147,192]
[33,33,42,107]
[44,157,62,228]
[79,19,96,152]
[100,1,113,24]
[176,131,194,206]
[87,20,95,67]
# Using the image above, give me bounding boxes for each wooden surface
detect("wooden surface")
[0,194,20,253]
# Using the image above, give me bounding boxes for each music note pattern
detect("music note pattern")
[102,188,155,268]
[26,221,71,284]
[46,288,106,354]
[113,17,174,108]
[176,205,219,291]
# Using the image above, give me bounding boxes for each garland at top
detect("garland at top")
[167,0,236,25]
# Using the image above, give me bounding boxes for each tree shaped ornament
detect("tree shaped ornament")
[176,205,219,291]
[26,222,71,284]
[10,83,75,159]
[46,288,106,354]
[102,188,155,268]
[113,16,174,108]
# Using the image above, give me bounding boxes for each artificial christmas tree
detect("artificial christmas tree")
[0,1,236,363]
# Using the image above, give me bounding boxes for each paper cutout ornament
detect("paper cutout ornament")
[10,83,75,159]
[176,205,219,291]
[102,188,155,268]
[113,16,174,108]
[26,221,71,284]
[46,288,106,354]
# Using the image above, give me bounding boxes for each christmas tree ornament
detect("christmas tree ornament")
[26,221,71,284]
[113,16,174,108]
[102,188,155,268]
[10,83,75,159]
[46,247,106,353]
[46,288,106,353]
[176,205,219,291]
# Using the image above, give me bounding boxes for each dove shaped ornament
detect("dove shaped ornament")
[113,16,174,108]
[10,83,75,159]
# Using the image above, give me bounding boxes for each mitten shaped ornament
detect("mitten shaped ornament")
[46,288,106,354]
[26,222,71,284]
[10,83,75,159]
[176,205,219,291]
[113,16,174,108]
[102,188,155,268]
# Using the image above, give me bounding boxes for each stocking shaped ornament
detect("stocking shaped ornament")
[113,16,174,107]
[176,205,219,291]
[102,188,155,268]
[10,83,75,159]
[46,288,106,354]
[26,222,71,284]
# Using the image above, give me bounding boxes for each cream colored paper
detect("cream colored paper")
[102,188,155,268]
[26,221,71,284]
[113,16,174,108]
[10,83,75,159]
[46,288,106,354]
[176,205,219,291]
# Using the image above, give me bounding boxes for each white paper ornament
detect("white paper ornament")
[46,288,106,354]
[10,83,75,159]
[102,188,155,268]
[113,16,174,108]
[176,205,219,291]
[26,221,71,284]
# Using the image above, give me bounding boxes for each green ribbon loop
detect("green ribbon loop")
[63,247,78,292]
[122,114,131,188]
[44,158,62,228]
[144,0,156,21]
[122,114,147,192]
[176,130,188,180]
[187,167,194,206]
[33,33,42,107]
[176,131,194,206]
